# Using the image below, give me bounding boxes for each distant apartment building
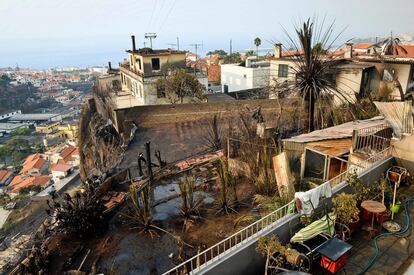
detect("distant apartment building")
[221,57,270,93]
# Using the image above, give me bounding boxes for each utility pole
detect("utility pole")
[230,39,233,55]
[189,43,202,75]
[145,33,157,49]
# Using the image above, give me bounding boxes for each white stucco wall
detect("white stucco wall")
[221,64,270,92]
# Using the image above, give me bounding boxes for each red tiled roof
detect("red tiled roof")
[11,176,51,193]
[354,43,373,50]
[59,145,78,162]
[0,170,13,184]
[396,45,414,57]
[20,157,46,174]
[208,64,221,82]
[24,153,41,165]
[9,175,24,187]
[50,163,72,172]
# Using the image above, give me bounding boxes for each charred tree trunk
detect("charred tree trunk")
[145,142,153,182]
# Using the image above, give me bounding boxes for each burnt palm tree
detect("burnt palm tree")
[372,33,408,101]
[282,18,351,132]
[254,37,262,57]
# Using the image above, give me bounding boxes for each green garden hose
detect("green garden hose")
[358,197,414,274]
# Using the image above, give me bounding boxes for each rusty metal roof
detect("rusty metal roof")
[374,101,413,138]
[283,116,387,143]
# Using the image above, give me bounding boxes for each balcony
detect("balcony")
[120,63,144,78]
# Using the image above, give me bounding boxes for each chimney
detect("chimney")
[345,43,353,59]
[131,35,136,51]
[108,61,112,71]
[274,43,282,59]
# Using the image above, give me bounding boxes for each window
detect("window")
[136,58,142,70]
[151,58,160,71]
[278,64,289,77]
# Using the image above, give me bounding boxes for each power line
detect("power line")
[157,0,178,34]
[147,0,158,31]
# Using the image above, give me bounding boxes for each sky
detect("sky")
[0,0,413,69]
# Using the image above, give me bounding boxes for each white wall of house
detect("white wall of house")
[221,63,270,93]
[51,170,68,180]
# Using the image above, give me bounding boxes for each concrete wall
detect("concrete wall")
[270,59,297,83]
[201,157,394,275]
[113,98,292,133]
[336,68,363,103]
[393,134,414,175]
[221,64,270,93]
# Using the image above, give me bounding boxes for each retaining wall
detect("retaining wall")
[108,98,301,133]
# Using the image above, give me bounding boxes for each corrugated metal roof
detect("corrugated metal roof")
[10,113,60,121]
[374,101,413,138]
[283,116,387,143]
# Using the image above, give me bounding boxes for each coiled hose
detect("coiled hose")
[358,197,414,274]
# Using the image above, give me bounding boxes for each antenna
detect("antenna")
[189,43,203,75]
[145,33,157,49]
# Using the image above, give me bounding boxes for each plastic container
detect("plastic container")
[390,202,401,214]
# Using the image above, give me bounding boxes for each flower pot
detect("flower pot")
[390,203,401,214]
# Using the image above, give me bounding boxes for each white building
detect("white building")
[221,57,270,93]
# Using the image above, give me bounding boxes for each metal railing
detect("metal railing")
[163,146,393,275]
[328,146,392,187]
[163,200,296,275]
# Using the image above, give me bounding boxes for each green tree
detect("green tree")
[11,127,32,136]
[155,69,206,104]
[245,50,255,57]
[0,75,11,86]
[0,146,9,165]
[254,37,262,56]
[222,52,242,64]
[207,49,227,57]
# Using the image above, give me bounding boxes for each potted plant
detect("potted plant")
[333,193,360,233]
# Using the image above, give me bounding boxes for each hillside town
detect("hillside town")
[1,1,414,275]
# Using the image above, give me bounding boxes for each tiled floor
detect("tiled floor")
[336,184,414,275]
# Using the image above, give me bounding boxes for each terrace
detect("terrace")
[163,111,414,274]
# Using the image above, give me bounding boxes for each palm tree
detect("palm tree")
[282,18,351,132]
[254,37,262,57]
[372,33,408,101]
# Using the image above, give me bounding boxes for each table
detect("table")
[316,237,352,273]
[361,200,386,238]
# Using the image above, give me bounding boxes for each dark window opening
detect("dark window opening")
[278,64,288,77]
[152,58,160,71]
[137,58,142,70]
